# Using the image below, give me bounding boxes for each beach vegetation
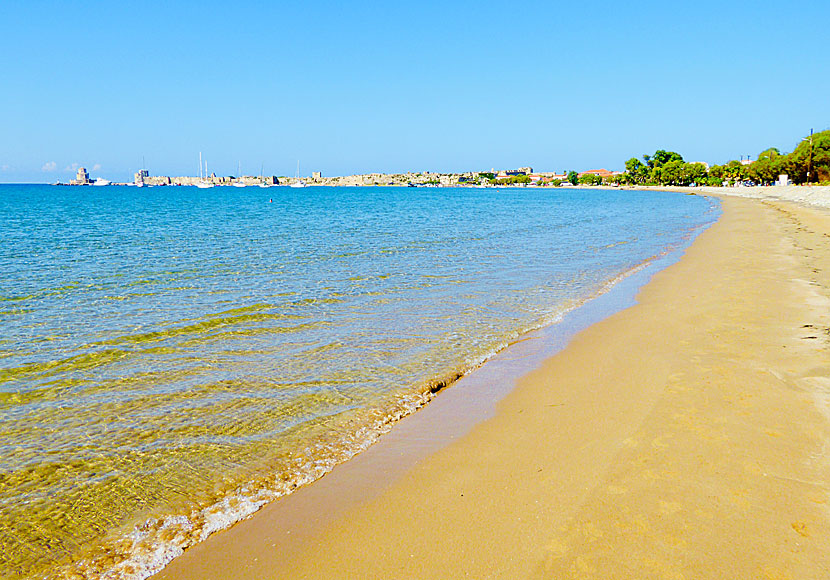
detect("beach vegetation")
[493,175,532,185]
[622,150,705,186]
[757,147,781,161]
[784,130,830,184]
[623,158,648,184]
[645,150,684,169]
[567,170,579,185]
[620,130,830,186]
[578,173,603,186]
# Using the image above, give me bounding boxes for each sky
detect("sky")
[1,0,829,182]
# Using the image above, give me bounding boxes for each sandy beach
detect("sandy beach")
[155,193,830,579]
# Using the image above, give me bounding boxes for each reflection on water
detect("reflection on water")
[0,185,718,578]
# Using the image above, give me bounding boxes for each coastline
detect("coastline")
[156,194,830,579]
[0,185,714,580]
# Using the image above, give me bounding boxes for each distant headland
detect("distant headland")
[55,129,829,189]
[57,165,620,188]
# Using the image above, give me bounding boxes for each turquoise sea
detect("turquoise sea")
[0,184,719,579]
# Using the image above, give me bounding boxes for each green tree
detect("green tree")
[781,130,830,184]
[578,173,603,186]
[757,147,781,161]
[744,157,781,185]
[683,162,708,186]
[624,158,647,184]
[723,160,747,184]
[708,164,725,183]
[567,170,579,185]
[645,150,684,169]
[658,160,680,185]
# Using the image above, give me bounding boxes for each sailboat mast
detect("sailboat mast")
[199,152,203,181]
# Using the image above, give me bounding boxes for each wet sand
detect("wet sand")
[156,196,830,579]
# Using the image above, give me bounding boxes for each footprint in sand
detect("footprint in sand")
[791,521,809,537]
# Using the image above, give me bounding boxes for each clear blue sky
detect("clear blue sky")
[1,0,828,182]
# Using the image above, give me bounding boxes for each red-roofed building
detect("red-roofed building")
[577,168,615,178]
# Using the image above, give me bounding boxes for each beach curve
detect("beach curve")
[155,194,830,579]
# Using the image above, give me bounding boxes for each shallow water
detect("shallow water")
[0,184,718,578]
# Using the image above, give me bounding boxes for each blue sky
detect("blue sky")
[1,0,828,182]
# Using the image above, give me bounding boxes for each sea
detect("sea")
[0,184,719,579]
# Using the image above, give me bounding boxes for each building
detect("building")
[70,167,90,185]
[134,169,149,185]
[312,171,322,181]
[497,168,530,178]
[577,168,615,178]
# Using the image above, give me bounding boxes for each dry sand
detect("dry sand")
[156,196,830,579]
[702,185,830,210]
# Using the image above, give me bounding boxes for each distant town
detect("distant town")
[60,166,624,188]
[59,128,829,189]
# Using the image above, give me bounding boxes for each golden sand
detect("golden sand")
[156,196,830,579]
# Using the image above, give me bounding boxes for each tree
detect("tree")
[567,170,579,185]
[683,162,708,186]
[757,148,781,161]
[659,160,684,185]
[781,130,830,184]
[744,157,781,185]
[628,150,685,184]
[578,173,603,186]
[654,160,707,186]
[708,163,730,185]
[721,160,747,184]
[645,149,684,169]
[624,157,647,184]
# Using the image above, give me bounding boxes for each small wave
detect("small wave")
[58,385,446,580]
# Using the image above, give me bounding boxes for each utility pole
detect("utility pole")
[807,128,814,184]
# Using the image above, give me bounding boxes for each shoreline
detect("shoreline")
[155,193,830,578]
[148,203,717,579]
[146,196,719,580]
[1,185,713,580]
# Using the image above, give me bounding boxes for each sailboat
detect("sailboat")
[196,152,214,188]
[259,163,270,188]
[234,161,246,187]
[290,160,306,188]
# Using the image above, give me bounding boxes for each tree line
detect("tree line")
[616,129,829,187]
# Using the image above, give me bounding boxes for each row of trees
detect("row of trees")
[617,130,829,187]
